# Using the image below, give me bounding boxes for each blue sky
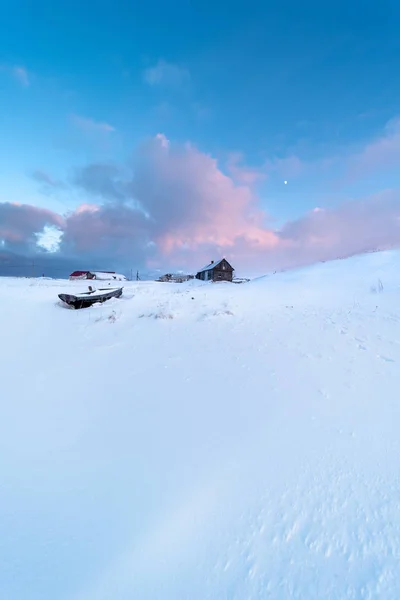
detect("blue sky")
[1,0,400,276]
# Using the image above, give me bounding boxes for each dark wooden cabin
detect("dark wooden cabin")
[195,258,234,282]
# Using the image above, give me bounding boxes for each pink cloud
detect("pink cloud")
[74,203,100,215]
[273,189,400,269]
[348,118,400,179]
[128,136,279,254]
[58,136,278,265]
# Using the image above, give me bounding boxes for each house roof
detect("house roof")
[69,270,116,276]
[70,271,90,276]
[196,259,226,274]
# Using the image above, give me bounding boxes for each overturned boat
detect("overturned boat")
[58,286,123,309]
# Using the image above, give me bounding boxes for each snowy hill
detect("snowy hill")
[1,250,400,599]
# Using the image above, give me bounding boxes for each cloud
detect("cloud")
[348,117,400,180]
[260,115,400,188]
[73,163,128,201]
[3,125,400,275]
[144,60,190,87]
[71,134,276,256]
[227,153,266,185]
[130,136,276,253]
[12,66,30,87]
[0,64,30,86]
[71,114,115,134]
[0,203,64,254]
[36,225,63,252]
[274,189,400,268]
[32,170,66,189]
[61,203,149,263]
[60,135,400,272]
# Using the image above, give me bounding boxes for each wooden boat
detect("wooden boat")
[58,286,123,309]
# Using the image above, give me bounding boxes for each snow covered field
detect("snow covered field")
[1,250,400,599]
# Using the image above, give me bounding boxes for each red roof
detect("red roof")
[69,270,116,276]
[70,271,90,276]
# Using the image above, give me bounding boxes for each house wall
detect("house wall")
[69,273,90,280]
[212,269,233,282]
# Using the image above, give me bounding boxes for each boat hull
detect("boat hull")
[58,287,123,309]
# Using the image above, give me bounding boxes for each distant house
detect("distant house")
[157,273,194,283]
[91,272,127,281]
[69,271,95,280]
[69,271,126,281]
[195,259,234,282]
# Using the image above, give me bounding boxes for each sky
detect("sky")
[1,0,400,277]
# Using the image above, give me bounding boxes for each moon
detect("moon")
[284,180,288,185]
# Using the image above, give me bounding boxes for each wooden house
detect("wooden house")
[195,259,234,282]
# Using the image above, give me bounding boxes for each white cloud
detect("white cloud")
[144,59,190,87]
[36,225,63,253]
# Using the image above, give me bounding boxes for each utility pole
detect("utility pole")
[136,270,140,281]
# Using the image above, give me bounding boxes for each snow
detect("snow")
[1,250,400,599]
